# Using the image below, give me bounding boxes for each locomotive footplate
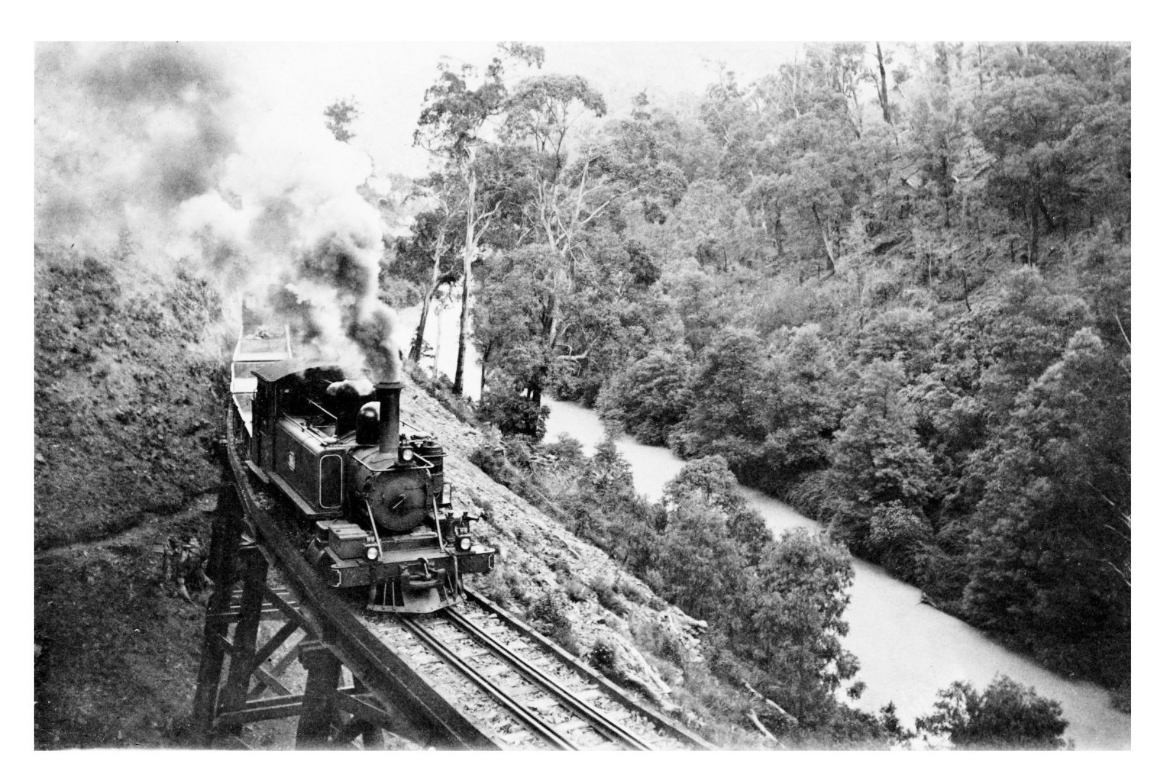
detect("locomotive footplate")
[319,546,495,587]
[306,520,496,613]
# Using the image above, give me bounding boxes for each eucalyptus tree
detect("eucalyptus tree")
[751,529,858,725]
[970,43,1130,262]
[499,72,608,352]
[740,44,896,276]
[413,42,544,394]
[962,326,1130,682]
[473,67,685,419]
[392,176,462,363]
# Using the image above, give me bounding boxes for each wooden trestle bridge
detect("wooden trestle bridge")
[190,410,712,749]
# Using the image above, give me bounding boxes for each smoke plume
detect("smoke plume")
[35,42,401,382]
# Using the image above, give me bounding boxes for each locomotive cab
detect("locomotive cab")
[247,362,357,516]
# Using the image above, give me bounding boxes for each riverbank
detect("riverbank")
[544,397,1131,750]
[405,302,1130,749]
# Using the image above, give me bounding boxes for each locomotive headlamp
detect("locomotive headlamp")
[457,536,472,552]
[400,447,414,462]
[365,545,380,561]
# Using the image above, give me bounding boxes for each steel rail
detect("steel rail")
[222,406,498,749]
[397,614,578,750]
[465,587,715,749]
[443,607,652,750]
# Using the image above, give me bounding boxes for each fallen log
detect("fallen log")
[742,679,798,727]
[748,709,779,743]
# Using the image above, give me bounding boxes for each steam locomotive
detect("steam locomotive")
[230,327,496,613]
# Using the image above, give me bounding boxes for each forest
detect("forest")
[384,40,1131,710]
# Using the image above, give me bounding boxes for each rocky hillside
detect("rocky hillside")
[398,377,738,735]
[34,245,227,549]
[34,246,234,747]
[33,248,757,747]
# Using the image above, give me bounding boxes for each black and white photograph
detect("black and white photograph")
[28,23,1138,759]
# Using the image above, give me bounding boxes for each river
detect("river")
[401,302,1131,749]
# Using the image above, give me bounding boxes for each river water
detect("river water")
[402,302,1131,749]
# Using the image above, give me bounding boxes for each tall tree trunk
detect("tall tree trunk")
[811,203,837,276]
[819,227,837,276]
[976,42,986,94]
[453,273,470,395]
[1028,193,1041,267]
[410,293,430,364]
[1037,195,1057,231]
[453,164,477,396]
[875,42,893,126]
[409,235,448,363]
[479,342,492,397]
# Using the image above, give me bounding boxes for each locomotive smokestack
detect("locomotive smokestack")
[375,380,405,456]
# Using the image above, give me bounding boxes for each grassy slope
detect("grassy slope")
[34,245,227,747]
[33,245,226,550]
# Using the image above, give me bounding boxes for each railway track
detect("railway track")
[363,595,701,750]
[208,404,711,750]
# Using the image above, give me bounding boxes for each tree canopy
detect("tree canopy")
[397,41,1130,703]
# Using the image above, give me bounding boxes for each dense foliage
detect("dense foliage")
[916,674,1069,749]
[474,436,895,744]
[402,42,1130,695]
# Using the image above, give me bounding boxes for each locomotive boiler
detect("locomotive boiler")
[232,349,495,613]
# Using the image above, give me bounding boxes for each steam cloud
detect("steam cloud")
[35,42,401,382]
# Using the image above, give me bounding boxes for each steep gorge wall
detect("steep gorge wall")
[34,246,228,549]
[32,248,732,743]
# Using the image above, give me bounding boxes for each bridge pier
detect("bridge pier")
[191,468,407,749]
[191,477,246,740]
[218,543,268,737]
[294,641,341,748]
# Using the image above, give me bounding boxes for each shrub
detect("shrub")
[588,639,618,675]
[866,501,930,582]
[526,590,582,654]
[553,626,583,656]
[527,590,572,636]
[596,349,691,447]
[407,363,479,425]
[915,674,1069,749]
[476,568,516,611]
[564,576,591,603]
[504,569,531,606]
[542,434,585,466]
[479,389,549,439]
[615,578,649,606]
[590,576,629,616]
[631,616,687,668]
[468,443,508,484]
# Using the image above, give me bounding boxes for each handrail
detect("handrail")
[306,399,337,421]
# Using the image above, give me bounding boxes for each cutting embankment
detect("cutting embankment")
[33,248,734,748]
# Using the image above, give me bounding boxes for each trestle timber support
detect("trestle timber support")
[190,479,406,749]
